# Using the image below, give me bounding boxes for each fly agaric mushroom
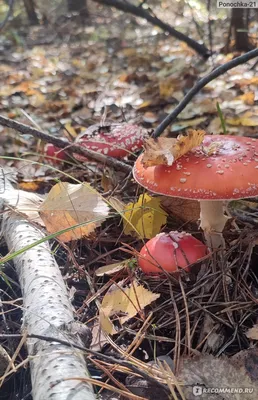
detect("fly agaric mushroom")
[44,144,67,164]
[133,135,258,249]
[74,123,147,161]
[138,231,207,274]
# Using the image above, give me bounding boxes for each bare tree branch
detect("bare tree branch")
[0,115,131,173]
[0,332,170,394]
[0,0,14,31]
[93,0,210,57]
[153,47,258,138]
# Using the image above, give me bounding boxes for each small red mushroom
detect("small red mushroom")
[74,123,147,161]
[138,231,207,274]
[44,144,67,164]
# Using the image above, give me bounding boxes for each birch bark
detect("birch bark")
[0,170,95,400]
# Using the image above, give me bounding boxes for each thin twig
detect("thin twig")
[0,115,131,173]
[153,47,258,137]
[93,0,210,57]
[0,333,170,394]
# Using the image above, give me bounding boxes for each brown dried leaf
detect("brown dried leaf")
[246,324,258,340]
[232,348,258,381]
[141,129,205,167]
[177,354,258,400]
[39,182,109,242]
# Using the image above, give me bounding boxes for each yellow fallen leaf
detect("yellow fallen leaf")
[227,115,258,127]
[39,182,109,242]
[246,324,258,340]
[122,48,137,57]
[159,77,178,99]
[235,77,258,87]
[123,193,167,239]
[142,129,205,167]
[64,122,77,138]
[236,91,255,105]
[100,279,160,335]
[30,92,45,108]
[171,117,207,132]
[137,100,153,109]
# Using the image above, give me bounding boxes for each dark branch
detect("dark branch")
[0,0,14,31]
[93,0,210,57]
[153,47,258,138]
[0,115,131,173]
[0,333,169,393]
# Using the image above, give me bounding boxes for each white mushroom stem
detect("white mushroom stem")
[199,200,229,250]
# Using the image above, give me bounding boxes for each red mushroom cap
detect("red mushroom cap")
[133,135,258,200]
[138,231,207,274]
[44,144,67,164]
[74,123,147,160]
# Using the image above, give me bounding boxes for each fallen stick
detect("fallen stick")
[0,170,96,400]
[0,115,131,174]
[93,0,210,57]
[153,47,258,137]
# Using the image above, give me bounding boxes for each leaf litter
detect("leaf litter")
[2,3,258,399]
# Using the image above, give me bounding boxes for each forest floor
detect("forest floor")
[1,3,258,399]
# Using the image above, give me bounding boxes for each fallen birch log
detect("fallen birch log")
[0,169,95,400]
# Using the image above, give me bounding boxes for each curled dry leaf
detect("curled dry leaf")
[39,182,109,242]
[141,129,205,167]
[100,279,160,335]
